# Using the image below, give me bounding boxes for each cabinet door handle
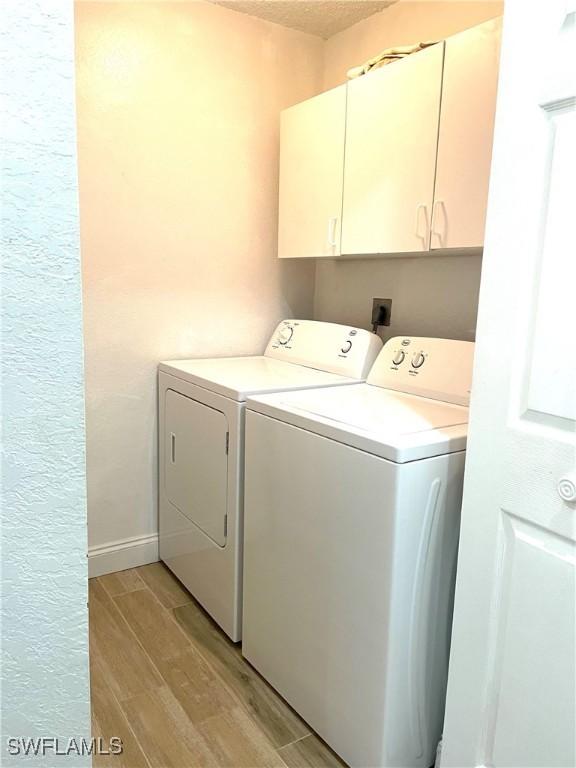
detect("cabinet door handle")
[170,432,176,463]
[327,217,338,250]
[415,203,429,247]
[431,199,446,247]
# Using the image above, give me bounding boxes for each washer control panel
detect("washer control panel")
[265,320,383,380]
[367,336,475,406]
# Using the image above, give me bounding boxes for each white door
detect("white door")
[431,18,502,250]
[278,84,346,259]
[441,3,576,767]
[341,43,444,256]
[165,390,228,547]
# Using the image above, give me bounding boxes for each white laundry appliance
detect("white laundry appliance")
[242,336,475,768]
[158,320,382,642]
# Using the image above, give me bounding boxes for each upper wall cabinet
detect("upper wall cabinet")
[431,18,503,250]
[341,42,444,256]
[278,84,346,259]
[277,18,503,258]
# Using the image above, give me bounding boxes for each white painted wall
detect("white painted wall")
[314,0,504,343]
[75,1,323,563]
[1,0,90,761]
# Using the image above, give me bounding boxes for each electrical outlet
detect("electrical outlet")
[372,298,392,328]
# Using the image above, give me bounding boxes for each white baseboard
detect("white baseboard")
[88,533,159,578]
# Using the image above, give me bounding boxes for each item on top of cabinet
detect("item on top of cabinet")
[346,40,439,79]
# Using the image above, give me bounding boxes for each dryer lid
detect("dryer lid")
[159,320,383,401]
[159,356,359,402]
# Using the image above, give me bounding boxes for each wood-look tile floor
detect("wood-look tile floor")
[89,563,347,768]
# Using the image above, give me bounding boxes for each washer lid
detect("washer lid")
[159,356,359,402]
[246,384,469,463]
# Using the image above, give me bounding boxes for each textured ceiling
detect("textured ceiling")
[209,1,396,39]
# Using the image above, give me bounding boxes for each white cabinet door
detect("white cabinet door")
[341,43,444,256]
[441,2,576,766]
[431,18,502,250]
[165,390,228,547]
[278,85,346,259]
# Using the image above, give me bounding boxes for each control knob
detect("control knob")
[411,352,426,369]
[392,350,405,366]
[278,326,294,345]
[341,340,353,354]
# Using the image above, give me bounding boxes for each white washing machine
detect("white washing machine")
[242,336,475,768]
[158,319,382,641]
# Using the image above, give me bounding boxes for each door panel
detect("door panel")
[431,18,502,249]
[165,389,228,547]
[278,85,346,259]
[526,107,576,423]
[485,513,575,768]
[341,43,444,255]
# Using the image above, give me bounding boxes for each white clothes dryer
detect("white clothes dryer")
[158,320,382,641]
[242,336,475,768]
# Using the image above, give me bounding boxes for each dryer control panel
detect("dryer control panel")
[264,320,382,380]
[367,336,475,406]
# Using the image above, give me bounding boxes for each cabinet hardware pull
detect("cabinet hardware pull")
[431,199,446,247]
[171,432,176,463]
[415,203,429,247]
[327,217,338,249]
